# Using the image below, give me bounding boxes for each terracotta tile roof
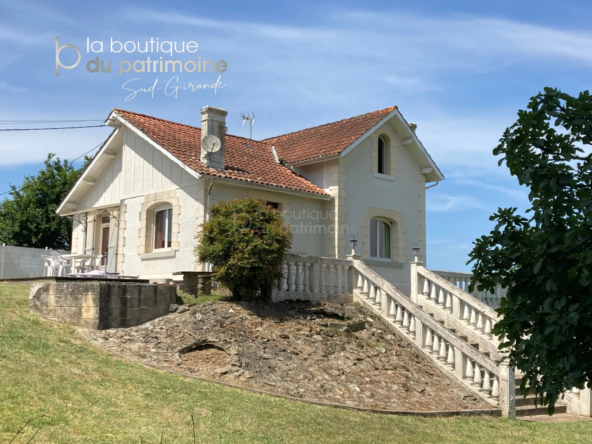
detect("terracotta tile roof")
[263,106,397,164]
[113,109,329,196]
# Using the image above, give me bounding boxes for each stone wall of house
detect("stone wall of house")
[29,280,176,329]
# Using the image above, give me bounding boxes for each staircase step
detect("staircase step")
[516,404,567,417]
[516,387,533,396]
[515,396,540,407]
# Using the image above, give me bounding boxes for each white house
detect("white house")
[57,105,444,295]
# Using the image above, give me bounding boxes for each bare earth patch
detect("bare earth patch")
[81,300,492,412]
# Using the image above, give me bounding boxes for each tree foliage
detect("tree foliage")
[0,154,88,250]
[468,87,592,414]
[197,198,292,300]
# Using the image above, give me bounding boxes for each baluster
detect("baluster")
[395,304,403,324]
[491,376,500,399]
[335,265,344,293]
[361,274,368,295]
[296,262,304,292]
[430,282,438,302]
[409,315,416,337]
[437,287,446,306]
[303,263,310,293]
[469,307,477,327]
[320,264,327,293]
[438,339,447,361]
[402,309,410,330]
[465,358,474,381]
[432,334,440,355]
[422,278,429,297]
[445,292,452,311]
[462,302,470,322]
[476,312,484,331]
[389,298,397,319]
[482,371,492,395]
[328,265,336,293]
[288,261,296,291]
[484,318,492,337]
[473,363,482,387]
[356,271,364,291]
[374,287,382,306]
[446,344,455,368]
[368,282,376,302]
[342,266,349,293]
[424,328,433,350]
[280,263,288,291]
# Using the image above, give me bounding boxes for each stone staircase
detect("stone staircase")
[272,254,590,419]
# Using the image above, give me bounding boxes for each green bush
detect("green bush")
[197,198,292,300]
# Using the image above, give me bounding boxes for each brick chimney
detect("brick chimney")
[200,106,228,170]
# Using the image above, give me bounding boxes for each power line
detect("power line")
[71,143,103,162]
[0,125,105,131]
[0,119,103,124]
[0,143,103,197]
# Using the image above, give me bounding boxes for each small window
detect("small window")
[266,201,280,210]
[378,137,386,174]
[370,219,391,259]
[154,206,173,250]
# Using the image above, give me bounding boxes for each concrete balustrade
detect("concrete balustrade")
[416,268,502,360]
[270,254,591,418]
[271,254,353,303]
[353,260,514,417]
[431,269,507,309]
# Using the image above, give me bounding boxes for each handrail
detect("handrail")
[352,259,515,417]
[353,261,500,374]
[418,266,499,320]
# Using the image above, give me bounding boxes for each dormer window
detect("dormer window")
[378,136,386,174]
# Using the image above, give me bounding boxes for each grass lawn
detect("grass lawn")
[1,284,591,443]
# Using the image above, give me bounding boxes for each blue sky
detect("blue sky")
[0,0,591,271]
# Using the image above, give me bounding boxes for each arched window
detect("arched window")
[153,204,173,250]
[378,136,386,174]
[370,218,391,259]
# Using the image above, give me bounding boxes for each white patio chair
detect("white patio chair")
[42,255,55,276]
[50,251,71,277]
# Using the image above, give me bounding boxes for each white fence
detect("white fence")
[0,246,69,279]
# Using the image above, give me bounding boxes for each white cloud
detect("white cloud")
[0,81,27,93]
[453,178,529,201]
[427,192,489,213]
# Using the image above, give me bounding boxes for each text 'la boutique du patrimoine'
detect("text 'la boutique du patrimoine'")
[55,37,227,76]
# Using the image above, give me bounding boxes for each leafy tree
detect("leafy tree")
[468,87,592,414]
[197,198,292,300]
[0,154,88,250]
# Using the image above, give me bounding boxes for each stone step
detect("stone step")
[516,404,567,417]
[516,387,534,397]
[515,396,540,407]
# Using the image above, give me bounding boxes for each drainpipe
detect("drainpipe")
[205,178,214,272]
[206,178,214,222]
[425,181,440,190]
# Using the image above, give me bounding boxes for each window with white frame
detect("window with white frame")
[370,219,391,259]
[153,205,173,250]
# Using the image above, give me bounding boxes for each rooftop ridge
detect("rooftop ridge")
[262,106,397,142]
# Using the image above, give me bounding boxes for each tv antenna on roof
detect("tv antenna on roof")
[240,111,255,139]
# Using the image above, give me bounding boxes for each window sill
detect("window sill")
[365,259,405,268]
[140,250,176,260]
[373,173,396,182]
